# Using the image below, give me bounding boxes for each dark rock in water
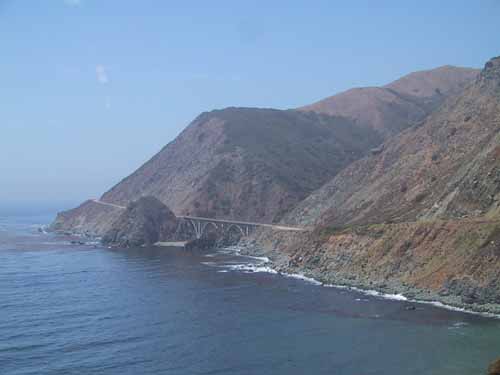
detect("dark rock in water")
[102,196,178,248]
[489,358,500,375]
[405,305,416,311]
[185,231,218,251]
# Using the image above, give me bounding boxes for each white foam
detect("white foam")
[221,245,243,253]
[418,300,500,318]
[225,263,278,274]
[282,272,322,286]
[363,290,408,301]
[201,261,217,267]
[326,283,500,318]
[241,255,270,263]
[270,271,499,318]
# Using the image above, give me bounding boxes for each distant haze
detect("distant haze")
[1,0,499,213]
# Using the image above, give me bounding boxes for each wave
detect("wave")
[224,263,278,274]
[323,284,408,301]
[201,261,217,267]
[282,272,322,286]
[241,255,271,263]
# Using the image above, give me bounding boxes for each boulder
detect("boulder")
[102,196,178,248]
[185,231,219,251]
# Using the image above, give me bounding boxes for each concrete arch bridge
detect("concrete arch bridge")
[89,200,307,239]
[177,215,305,239]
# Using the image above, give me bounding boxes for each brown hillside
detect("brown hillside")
[299,66,478,137]
[52,109,380,235]
[288,58,500,228]
[257,57,500,312]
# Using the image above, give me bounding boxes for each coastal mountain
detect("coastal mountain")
[52,109,380,235]
[51,65,478,236]
[255,57,500,312]
[287,58,500,228]
[100,108,380,221]
[299,65,478,137]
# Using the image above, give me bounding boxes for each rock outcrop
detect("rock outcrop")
[102,196,178,248]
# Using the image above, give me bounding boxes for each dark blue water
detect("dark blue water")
[1,214,499,375]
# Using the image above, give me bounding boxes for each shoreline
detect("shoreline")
[236,244,500,319]
[49,228,500,318]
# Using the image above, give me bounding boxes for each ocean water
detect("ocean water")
[1,214,499,375]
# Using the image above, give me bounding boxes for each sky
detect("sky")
[1,0,499,213]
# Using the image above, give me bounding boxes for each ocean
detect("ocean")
[1,214,499,375]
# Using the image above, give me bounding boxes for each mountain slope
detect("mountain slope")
[51,64,479,236]
[288,58,500,228]
[52,109,380,235]
[253,57,500,313]
[299,66,478,137]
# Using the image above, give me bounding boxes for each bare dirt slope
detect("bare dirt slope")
[299,65,478,137]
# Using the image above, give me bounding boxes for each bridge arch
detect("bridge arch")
[176,215,305,240]
[225,223,246,237]
[201,221,219,237]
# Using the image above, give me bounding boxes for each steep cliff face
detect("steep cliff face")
[254,57,500,312]
[299,66,478,137]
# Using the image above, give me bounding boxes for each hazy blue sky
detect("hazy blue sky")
[1,0,499,212]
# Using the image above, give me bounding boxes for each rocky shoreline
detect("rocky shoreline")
[238,240,500,317]
[52,225,500,318]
